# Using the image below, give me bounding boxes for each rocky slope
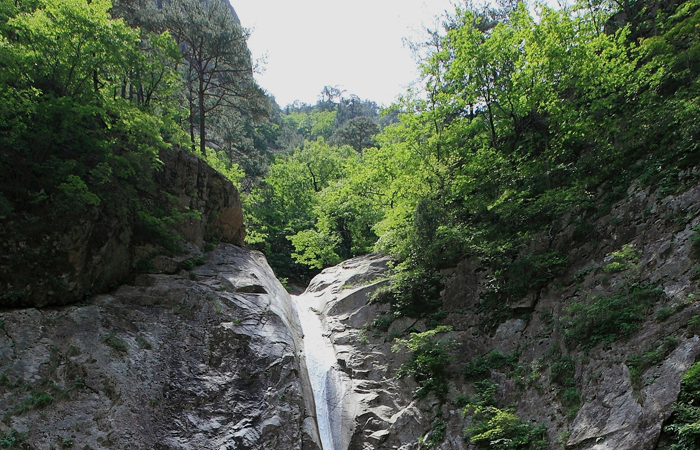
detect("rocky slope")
[0,244,320,450]
[297,182,700,450]
[0,147,245,308]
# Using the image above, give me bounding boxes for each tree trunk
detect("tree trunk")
[199,76,206,156]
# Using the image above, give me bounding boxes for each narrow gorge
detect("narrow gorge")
[2,0,700,448]
[3,150,700,449]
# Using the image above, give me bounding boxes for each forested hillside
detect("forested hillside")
[246,0,700,296]
[0,0,269,304]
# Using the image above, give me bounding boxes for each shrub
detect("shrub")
[500,251,568,302]
[101,333,128,353]
[383,267,443,319]
[464,350,520,380]
[136,336,152,350]
[0,429,30,449]
[550,353,575,387]
[562,283,663,350]
[690,226,700,259]
[464,405,548,450]
[663,362,700,449]
[394,326,455,399]
[603,244,640,273]
[15,390,54,413]
[655,306,675,322]
[422,418,446,448]
[626,335,679,390]
[688,315,700,335]
[371,314,393,332]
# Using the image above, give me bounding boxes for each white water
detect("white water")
[293,294,344,450]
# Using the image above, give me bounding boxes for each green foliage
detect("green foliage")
[15,390,54,413]
[662,362,700,449]
[463,393,548,450]
[0,429,30,449]
[288,229,341,269]
[421,417,447,448]
[688,315,700,335]
[371,314,394,332]
[0,0,214,304]
[549,353,575,387]
[690,227,700,259]
[179,256,205,271]
[136,335,152,350]
[393,326,455,399]
[383,267,443,319]
[603,244,640,274]
[101,333,128,353]
[244,139,359,280]
[464,350,520,380]
[655,306,676,322]
[562,284,664,350]
[201,148,244,187]
[247,0,699,339]
[626,335,679,391]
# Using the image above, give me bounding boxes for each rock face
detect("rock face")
[0,146,245,308]
[297,182,700,450]
[0,244,320,450]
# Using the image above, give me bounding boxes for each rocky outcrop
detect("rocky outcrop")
[297,182,700,450]
[0,244,320,450]
[0,147,244,308]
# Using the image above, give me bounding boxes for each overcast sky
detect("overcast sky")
[231,0,457,108]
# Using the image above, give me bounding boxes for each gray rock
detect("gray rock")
[0,244,319,450]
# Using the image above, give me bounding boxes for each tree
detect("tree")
[161,0,266,155]
[330,116,380,152]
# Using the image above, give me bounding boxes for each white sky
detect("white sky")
[231,0,457,108]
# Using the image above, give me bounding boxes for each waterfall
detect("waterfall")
[293,293,344,450]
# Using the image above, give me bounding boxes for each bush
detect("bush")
[422,418,447,448]
[0,429,30,449]
[464,350,520,380]
[371,314,394,332]
[101,333,128,353]
[602,244,640,274]
[626,335,679,390]
[550,353,575,387]
[562,283,663,350]
[663,362,700,449]
[15,390,54,413]
[383,267,443,319]
[655,306,675,322]
[464,405,548,450]
[393,326,455,399]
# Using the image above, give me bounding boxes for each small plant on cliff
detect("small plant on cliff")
[602,244,640,274]
[379,267,443,319]
[562,283,664,350]
[0,429,30,449]
[101,333,128,353]
[463,350,520,380]
[660,361,700,449]
[626,335,679,391]
[420,417,447,448]
[15,390,54,414]
[462,382,548,450]
[393,326,455,399]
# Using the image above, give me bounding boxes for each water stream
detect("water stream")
[293,293,344,450]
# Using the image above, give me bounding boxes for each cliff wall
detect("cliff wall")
[0,244,320,450]
[296,182,700,450]
[0,147,245,308]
